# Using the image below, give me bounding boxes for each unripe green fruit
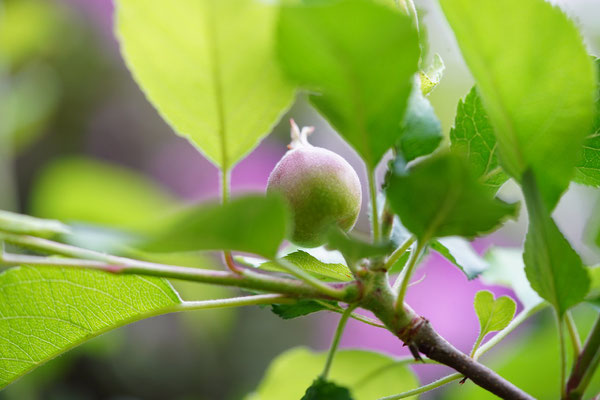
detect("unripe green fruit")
[267,120,362,248]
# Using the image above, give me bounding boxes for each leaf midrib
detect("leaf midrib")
[422,172,464,241]
[205,1,228,171]
[523,173,561,313]
[480,299,501,336]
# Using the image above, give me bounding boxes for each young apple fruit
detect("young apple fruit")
[267,120,362,247]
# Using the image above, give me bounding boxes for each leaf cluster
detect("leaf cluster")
[0,0,599,398]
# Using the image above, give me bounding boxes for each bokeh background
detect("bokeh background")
[0,0,600,399]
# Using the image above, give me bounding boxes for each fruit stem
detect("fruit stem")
[320,304,357,380]
[368,167,381,243]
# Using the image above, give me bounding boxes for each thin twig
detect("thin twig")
[379,373,462,400]
[2,231,345,299]
[178,294,294,311]
[0,249,353,301]
[314,300,386,329]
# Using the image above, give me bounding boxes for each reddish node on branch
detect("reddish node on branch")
[105,265,125,274]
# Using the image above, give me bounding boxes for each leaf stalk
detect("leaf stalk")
[394,240,424,312]
[320,304,357,380]
[368,167,381,243]
[383,235,415,271]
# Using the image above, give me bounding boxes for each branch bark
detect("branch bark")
[407,318,534,399]
[0,251,357,301]
[360,272,535,400]
[0,233,536,399]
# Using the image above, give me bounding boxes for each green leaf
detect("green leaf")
[276,0,420,167]
[327,229,394,266]
[387,251,411,275]
[397,79,442,162]
[30,157,178,234]
[430,237,488,280]
[0,210,69,238]
[271,300,338,320]
[575,58,600,186]
[115,0,294,170]
[301,378,353,400]
[440,0,597,209]
[481,247,543,310]
[259,250,352,282]
[522,171,590,316]
[0,266,180,389]
[419,54,445,96]
[143,195,289,258]
[386,152,518,241]
[474,290,516,339]
[450,86,508,194]
[248,347,418,400]
[444,308,600,399]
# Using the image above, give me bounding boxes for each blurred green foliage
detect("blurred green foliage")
[248,347,418,400]
[30,157,179,233]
